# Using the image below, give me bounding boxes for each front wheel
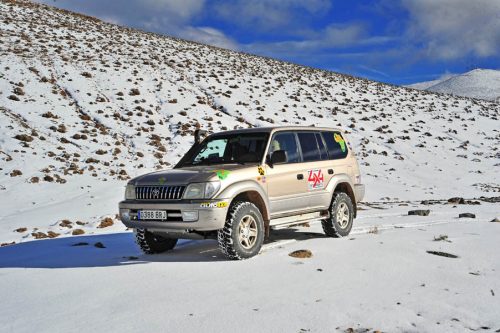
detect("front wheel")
[321,192,354,237]
[217,201,265,260]
[135,228,178,254]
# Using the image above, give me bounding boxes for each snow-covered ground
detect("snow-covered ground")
[0,1,499,332]
[408,69,500,102]
[1,201,499,332]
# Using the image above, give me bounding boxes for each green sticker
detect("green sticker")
[158,177,166,185]
[214,169,230,180]
[334,133,346,152]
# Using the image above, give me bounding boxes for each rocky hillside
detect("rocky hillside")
[0,0,499,242]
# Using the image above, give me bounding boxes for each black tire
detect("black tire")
[135,228,178,254]
[321,192,354,238]
[217,201,265,260]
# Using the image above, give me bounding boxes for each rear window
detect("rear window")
[297,132,322,162]
[322,131,348,159]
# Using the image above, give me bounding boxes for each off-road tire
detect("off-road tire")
[217,201,265,260]
[321,192,354,238]
[135,228,178,254]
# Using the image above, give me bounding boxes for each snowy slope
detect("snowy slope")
[408,69,500,101]
[1,0,499,245]
[1,2,500,332]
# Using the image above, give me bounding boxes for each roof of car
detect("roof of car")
[210,126,344,136]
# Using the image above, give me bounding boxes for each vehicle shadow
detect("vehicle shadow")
[0,228,327,269]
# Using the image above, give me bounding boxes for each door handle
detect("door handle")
[328,169,334,175]
[297,174,304,180]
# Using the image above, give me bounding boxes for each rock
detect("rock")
[47,231,60,238]
[15,227,27,233]
[72,229,85,235]
[14,134,33,142]
[408,209,430,216]
[448,197,465,204]
[459,213,475,218]
[491,217,500,222]
[98,217,114,228]
[32,232,48,239]
[427,250,459,258]
[59,219,72,228]
[289,249,313,258]
[94,242,106,248]
[9,169,22,177]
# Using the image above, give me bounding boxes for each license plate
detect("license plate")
[138,210,167,220]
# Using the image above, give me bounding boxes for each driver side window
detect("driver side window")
[269,132,300,163]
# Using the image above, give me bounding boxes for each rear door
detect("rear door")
[296,131,332,211]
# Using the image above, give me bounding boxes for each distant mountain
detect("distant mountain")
[408,69,500,102]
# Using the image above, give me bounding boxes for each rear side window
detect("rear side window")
[269,132,300,163]
[315,133,328,160]
[297,132,322,162]
[322,131,348,159]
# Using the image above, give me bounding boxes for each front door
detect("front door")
[265,132,311,217]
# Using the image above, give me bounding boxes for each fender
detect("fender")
[326,173,354,193]
[216,180,270,220]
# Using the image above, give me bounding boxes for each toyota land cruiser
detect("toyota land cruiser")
[119,126,365,260]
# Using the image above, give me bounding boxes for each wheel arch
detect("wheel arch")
[333,181,357,218]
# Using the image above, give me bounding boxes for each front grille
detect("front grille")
[135,186,185,200]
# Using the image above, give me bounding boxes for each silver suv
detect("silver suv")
[119,126,365,259]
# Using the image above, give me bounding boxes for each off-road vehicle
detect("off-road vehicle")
[119,126,365,260]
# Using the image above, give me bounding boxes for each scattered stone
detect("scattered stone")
[448,197,465,204]
[14,134,33,142]
[97,217,114,228]
[433,235,450,242]
[94,242,106,248]
[15,227,27,233]
[427,250,459,258]
[459,213,476,218]
[9,169,22,177]
[31,232,48,239]
[490,217,500,223]
[1,241,16,247]
[289,249,313,258]
[408,209,430,216]
[47,231,60,238]
[75,221,86,226]
[72,229,85,235]
[8,94,20,101]
[71,242,89,246]
[59,220,72,228]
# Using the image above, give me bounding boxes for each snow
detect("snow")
[0,1,499,331]
[408,69,500,101]
[1,202,499,332]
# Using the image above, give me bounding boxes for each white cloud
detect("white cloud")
[213,0,332,33]
[181,26,239,50]
[401,0,500,59]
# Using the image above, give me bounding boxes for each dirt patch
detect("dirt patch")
[289,249,313,259]
[97,217,113,228]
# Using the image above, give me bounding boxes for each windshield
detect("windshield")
[178,132,269,167]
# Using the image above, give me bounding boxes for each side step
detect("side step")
[270,211,329,230]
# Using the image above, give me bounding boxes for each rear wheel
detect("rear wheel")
[321,192,354,237]
[217,201,264,260]
[135,228,178,254]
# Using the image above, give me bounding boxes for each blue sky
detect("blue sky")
[36,0,499,85]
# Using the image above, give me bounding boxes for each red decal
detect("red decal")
[307,169,324,190]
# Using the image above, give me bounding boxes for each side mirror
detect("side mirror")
[194,129,207,144]
[270,150,287,165]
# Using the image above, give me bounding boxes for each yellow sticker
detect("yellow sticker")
[257,165,265,176]
[200,202,228,208]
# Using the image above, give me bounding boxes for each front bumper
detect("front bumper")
[118,199,229,232]
[354,184,365,202]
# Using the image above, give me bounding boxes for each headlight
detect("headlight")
[183,182,220,199]
[125,184,135,200]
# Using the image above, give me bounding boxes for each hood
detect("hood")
[129,164,253,186]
